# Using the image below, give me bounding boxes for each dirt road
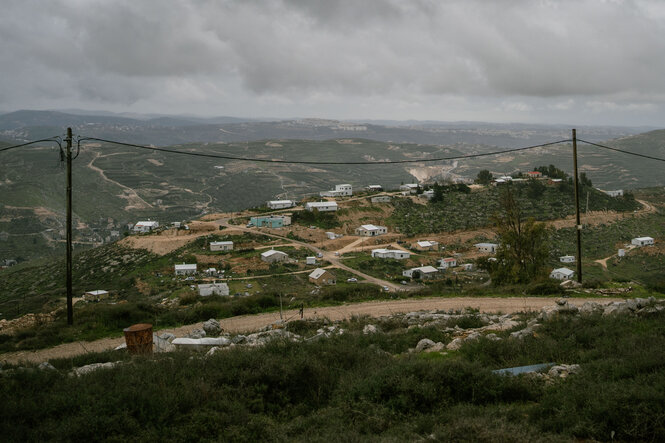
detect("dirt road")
[1,297,621,365]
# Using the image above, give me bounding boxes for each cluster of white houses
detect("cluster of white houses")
[133,220,159,233]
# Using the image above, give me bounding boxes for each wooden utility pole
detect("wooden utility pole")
[66,127,73,325]
[572,129,583,283]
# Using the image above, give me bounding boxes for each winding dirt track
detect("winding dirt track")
[1,297,620,365]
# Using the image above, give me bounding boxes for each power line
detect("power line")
[578,138,665,163]
[78,136,572,165]
[0,137,63,153]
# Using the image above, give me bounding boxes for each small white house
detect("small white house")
[462,263,475,271]
[175,263,197,275]
[474,243,499,253]
[204,268,218,276]
[320,184,353,197]
[439,257,458,269]
[308,268,336,285]
[371,249,411,260]
[603,190,624,197]
[325,231,342,240]
[421,190,435,200]
[414,240,439,251]
[402,266,439,279]
[399,183,419,193]
[306,256,317,265]
[210,241,233,252]
[370,195,391,203]
[618,249,626,257]
[550,267,575,281]
[260,249,288,263]
[198,282,230,297]
[559,255,576,263]
[631,237,654,247]
[355,224,387,237]
[133,221,159,233]
[267,200,295,209]
[305,201,338,212]
[84,290,109,301]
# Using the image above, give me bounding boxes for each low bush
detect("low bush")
[2,311,665,441]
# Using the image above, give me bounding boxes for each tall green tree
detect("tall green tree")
[490,187,550,285]
[475,170,493,185]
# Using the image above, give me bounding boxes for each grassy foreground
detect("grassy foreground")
[2,310,665,441]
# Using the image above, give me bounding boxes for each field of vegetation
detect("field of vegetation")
[2,308,665,441]
[389,182,639,236]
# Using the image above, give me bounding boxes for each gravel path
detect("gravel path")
[1,296,620,365]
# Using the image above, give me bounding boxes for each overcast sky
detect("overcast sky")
[2,0,664,126]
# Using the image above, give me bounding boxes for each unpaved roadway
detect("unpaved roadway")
[1,297,621,365]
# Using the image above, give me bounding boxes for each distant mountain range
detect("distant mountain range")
[0,110,655,147]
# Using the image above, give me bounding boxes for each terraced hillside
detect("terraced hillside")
[2,129,665,263]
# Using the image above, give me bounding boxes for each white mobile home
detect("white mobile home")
[399,183,419,193]
[267,200,295,209]
[550,267,575,281]
[438,257,458,269]
[305,201,338,212]
[198,283,230,297]
[133,221,159,233]
[631,237,654,247]
[414,240,439,251]
[402,266,439,279]
[175,263,197,275]
[367,185,383,191]
[306,256,317,265]
[210,241,233,252]
[370,195,391,203]
[474,243,499,253]
[355,224,387,237]
[603,190,624,197]
[371,249,411,260]
[84,290,109,301]
[559,255,576,263]
[260,249,289,263]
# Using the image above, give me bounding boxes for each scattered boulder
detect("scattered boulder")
[603,302,632,316]
[205,346,229,357]
[231,335,247,345]
[159,332,176,342]
[415,338,446,353]
[172,337,231,351]
[188,328,206,339]
[202,319,222,337]
[154,334,176,353]
[363,324,379,335]
[446,337,464,351]
[71,361,121,377]
[38,362,56,371]
[547,364,581,378]
[510,326,535,340]
[579,301,603,315]
[416,338,436,352]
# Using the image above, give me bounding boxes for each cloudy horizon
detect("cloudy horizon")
[2,0,665,126]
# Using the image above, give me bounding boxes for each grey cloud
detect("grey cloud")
[1,0,664,125]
